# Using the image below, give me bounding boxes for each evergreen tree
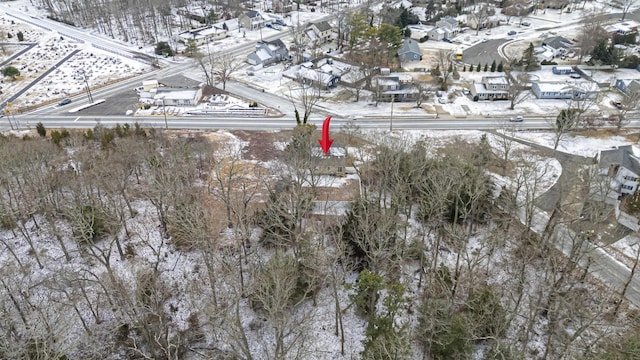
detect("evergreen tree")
[490,59,496,72]
[497,61,504,72]
[462,65,466,72]
[483,63,488,72]
[477,62,481,72]
[404,27,411,38]
[36,122,46,137]
[17,31,24,41]
[522,42,539,70]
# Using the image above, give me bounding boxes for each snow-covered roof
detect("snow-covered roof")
[483,76,508,85]
[154,88,199,100]
[472,83,508,94]
[534,81,599,93]
[255,48,272,61]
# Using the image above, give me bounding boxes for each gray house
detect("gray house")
[375,74,419,102]
[615,79,640,96]
[239,10,265,30]
[531,80,598,99]
[247,39,289,66]
[398,38,422,63]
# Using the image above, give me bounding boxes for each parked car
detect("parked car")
[509,116,524,122]
[521,21,531,26]
[437,97,447,104]
[482,37,489,43]
[443,38,452,43]
[275,19,287,26]
[58,98,72,106]
[508,30,517,36]
[611,100,623,109]
[569,73,581,79]
[462,89,470,95]
[436,90,445,97]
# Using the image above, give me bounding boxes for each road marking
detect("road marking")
[74,116,80,122]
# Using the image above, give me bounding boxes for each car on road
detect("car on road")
[521,21,531,26]
[58,98,72,106]
[508,30,517,36]
[509,116,524,122]
[482,37,489,43]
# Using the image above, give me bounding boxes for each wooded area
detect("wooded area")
[0,124,639,359]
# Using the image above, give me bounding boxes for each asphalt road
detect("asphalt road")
[462,38,508,67]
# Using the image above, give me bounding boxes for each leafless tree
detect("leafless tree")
[435,49,455,90]
[506,72,530,110]
[469,4,493,35]
[576,10,609,63]
[613,91,640,133]
[211,52,244,90]
[287,75,323,124]
[613,0,637,21]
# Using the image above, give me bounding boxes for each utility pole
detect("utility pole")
[162,97,168,130]
[83,75,93,103]
[390,95,394,132]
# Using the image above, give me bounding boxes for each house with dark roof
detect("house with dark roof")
[536,36,573,61]
[597,145,640,230]
[306,21,333,44]
[598,145,640,196]
[436,16,459,34]
[375,74,419,102]
[247,39,289,66]
[615,79,640,96]
[398,38,422,63]
[239,10,266,30]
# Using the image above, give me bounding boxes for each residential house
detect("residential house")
[596,145,640,230]
[272,0,293,13]
[552,66,574,75]
[436,16,459,35]
[531,80,599,99]
[375,74,419,102]
[312,146,347,177]
[239,10,266,30]
[247,39,289,66]
[470,76,509,100]
[153,87,203,106]
[536,36,573,61]
[615,79,640,96]
[391,0,413,8]
[220,19,240,33]
[178,25,228,45]
[306,21,333,44]
[283,58,347,89]
[428,27,446,41]
[397,38,422,63]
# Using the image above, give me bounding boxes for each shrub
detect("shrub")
[17,31,24,41]
[36,122,46,137]
[154,41,173,56]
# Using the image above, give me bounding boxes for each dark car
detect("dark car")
[275,19,286,26]
[508,30,517,35]
[58,98,72,106]
[443,38,452,43]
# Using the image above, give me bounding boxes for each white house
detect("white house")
[428,27,446,41]
[597,145,640,230]
[536,36,573,62]
[436,16,459,34]
[470,76,509,100]
[153,87,203,106]
[531,80,599,99]
[598,145,640,197]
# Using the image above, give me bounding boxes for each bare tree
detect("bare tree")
[287,75,323,124]
[435,49,454,90]
[613,0,637,21]
[469,4,493,35]
[506,72,530,110]
[211,52,244,90]
[613,91,640,133]
[575,10,609,63]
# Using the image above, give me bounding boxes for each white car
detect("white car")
[438,97,447,104]
[482,38,489,43]
[509,116,524,122]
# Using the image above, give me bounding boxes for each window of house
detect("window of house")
[622,184,634,190]
[337,166,344,173]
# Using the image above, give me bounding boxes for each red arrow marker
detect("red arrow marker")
[318,115,333,155]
